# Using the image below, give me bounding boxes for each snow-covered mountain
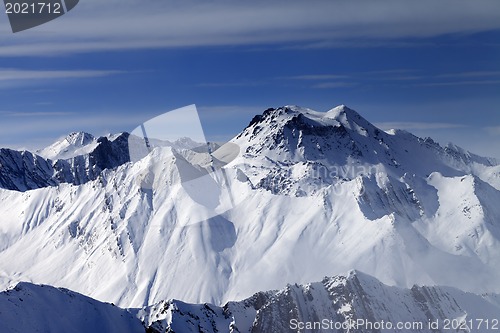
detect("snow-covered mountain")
[0,132,130,191]
[0,282,144,333]
[139,270,500,333]
[0,132,209,192]
[37,132,99,160]
[0,105,499,312]
[2,271,500,333]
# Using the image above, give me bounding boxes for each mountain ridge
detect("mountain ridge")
[2,270,500,333]
[0,105,499,309]
[0,132,130,191]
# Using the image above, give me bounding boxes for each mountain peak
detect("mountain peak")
[65,132,95,146]
[326,104,356,118]
[259,104,358,119]
[236,104,379,161]
[37,132,98,160]
[324,104,374,130]
[244,104,371,131]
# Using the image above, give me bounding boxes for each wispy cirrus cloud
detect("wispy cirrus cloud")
[412,71,500,87]
[312,82,356,89]
[286,74,349,80]
[380,75,423,81]
[0,110,73,117]
[0,68,124,89]
[0,68,123,81]
[485,126,500,136]
[0,105,264,150]
[281,69,418,89]
[195,81,267,88]
[375,122,466,131]
[286,68,500,89]
[1,0,500,56]
[415,80,500,87]
[436,71,500,78]
[0,109,149,150]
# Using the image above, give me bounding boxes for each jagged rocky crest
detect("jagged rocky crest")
[235,105,495,191]
[0,132,130,191]
[2,271,500,333]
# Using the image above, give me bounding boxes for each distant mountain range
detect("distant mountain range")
[1,105,499,332]
[2,271,499,332]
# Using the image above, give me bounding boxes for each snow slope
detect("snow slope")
[0,105,499,310]
[37,132,99,160]
[2,271,500,333]
[0,282,144,333]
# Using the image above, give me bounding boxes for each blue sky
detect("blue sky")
[1,0,500,158]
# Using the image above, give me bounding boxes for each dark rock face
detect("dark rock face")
[0,148,58,191]
[3,272,499,333]
[0,133,131,191]
[141,271,500,333]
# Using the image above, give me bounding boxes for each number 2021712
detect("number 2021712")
[5,2,62,14]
